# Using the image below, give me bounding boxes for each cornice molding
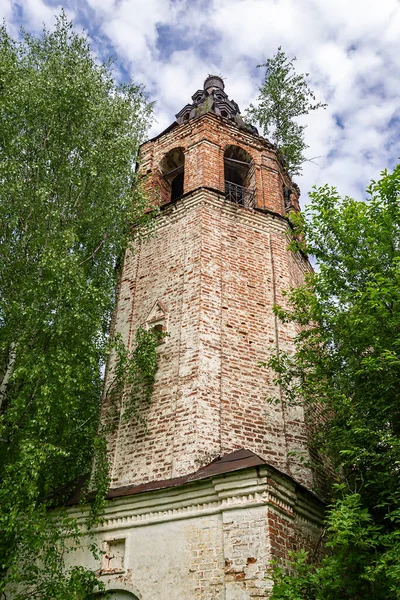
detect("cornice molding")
[69,466,323,534]
[150,189,292,237]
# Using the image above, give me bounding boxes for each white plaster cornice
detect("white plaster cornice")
[69,465,324,534]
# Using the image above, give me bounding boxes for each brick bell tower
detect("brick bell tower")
[77,76,324,600]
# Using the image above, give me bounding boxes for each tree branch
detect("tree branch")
[78,236,107,266]
[0,342,16,412]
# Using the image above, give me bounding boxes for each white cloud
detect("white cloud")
[1,0,400,203]
[0,0,13,21]
[14,0,64,30]
[102,0,170,65]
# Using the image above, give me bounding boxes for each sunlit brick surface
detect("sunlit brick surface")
[101,113,312,491]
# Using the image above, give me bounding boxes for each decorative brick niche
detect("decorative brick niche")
[101,538,126,575]
[144,299,168,344]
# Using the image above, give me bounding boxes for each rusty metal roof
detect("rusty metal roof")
[66,448,323,506]
[106,449,268,500]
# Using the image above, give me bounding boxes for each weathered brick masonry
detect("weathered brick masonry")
[68,455,323,600]
[85,76,324,599]
[105,190,313,489]
[103,95,311,491]
[140,111,300,215]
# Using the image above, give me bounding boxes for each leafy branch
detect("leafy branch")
[246,47,326,176]
[268,165,400,599]
[107,326,160,423]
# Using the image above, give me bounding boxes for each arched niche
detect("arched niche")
[224,145,255,207]
[159,147,185,203]
[97,590,139,600]
[107,593,138,600]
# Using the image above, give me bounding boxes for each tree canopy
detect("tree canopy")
[0,14,153,598]
[269,165,400,599]
[247,47,326,176]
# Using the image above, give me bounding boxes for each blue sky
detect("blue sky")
[2,0,400,205]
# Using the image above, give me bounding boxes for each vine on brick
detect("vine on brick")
[110,326,160,423]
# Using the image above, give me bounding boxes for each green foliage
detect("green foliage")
[106,326,160,423]
[269,165,400,598]
[270,492,400,599]
[0,13,153,597]
[4,509,105,600]
[247,47,326,176]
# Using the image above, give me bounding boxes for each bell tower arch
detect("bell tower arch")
[99,593,139,600]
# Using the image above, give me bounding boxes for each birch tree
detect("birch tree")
[0,14,152,598]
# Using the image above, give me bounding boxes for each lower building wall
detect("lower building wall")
[66,466,324,600]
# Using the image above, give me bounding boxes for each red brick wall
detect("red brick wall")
[102,115,312,490]
[140,113,299,214]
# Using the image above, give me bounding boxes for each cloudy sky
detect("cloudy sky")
[2,0,400,205]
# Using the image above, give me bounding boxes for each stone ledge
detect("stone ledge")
[146,188,292,236]
[69,462,324,534]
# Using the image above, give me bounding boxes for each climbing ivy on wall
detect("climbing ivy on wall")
[109,326,160,423]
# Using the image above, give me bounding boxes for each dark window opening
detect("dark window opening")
[171,172,184,200]
[224,145,255,208]
[147,321,167,344]
[225,165,243,186]
[159,147,185,203]
[97,592,139,600]
[151,323,164,337]
[221,110,228,118]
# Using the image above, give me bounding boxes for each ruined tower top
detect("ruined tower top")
[141,76,300,215]
[175,74,257,134]
[203,74,225,91]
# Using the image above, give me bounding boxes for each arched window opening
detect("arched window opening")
[171,171,184,200]
[159,147,185,203]
[224,145,255,208]
[98,592,139,600]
